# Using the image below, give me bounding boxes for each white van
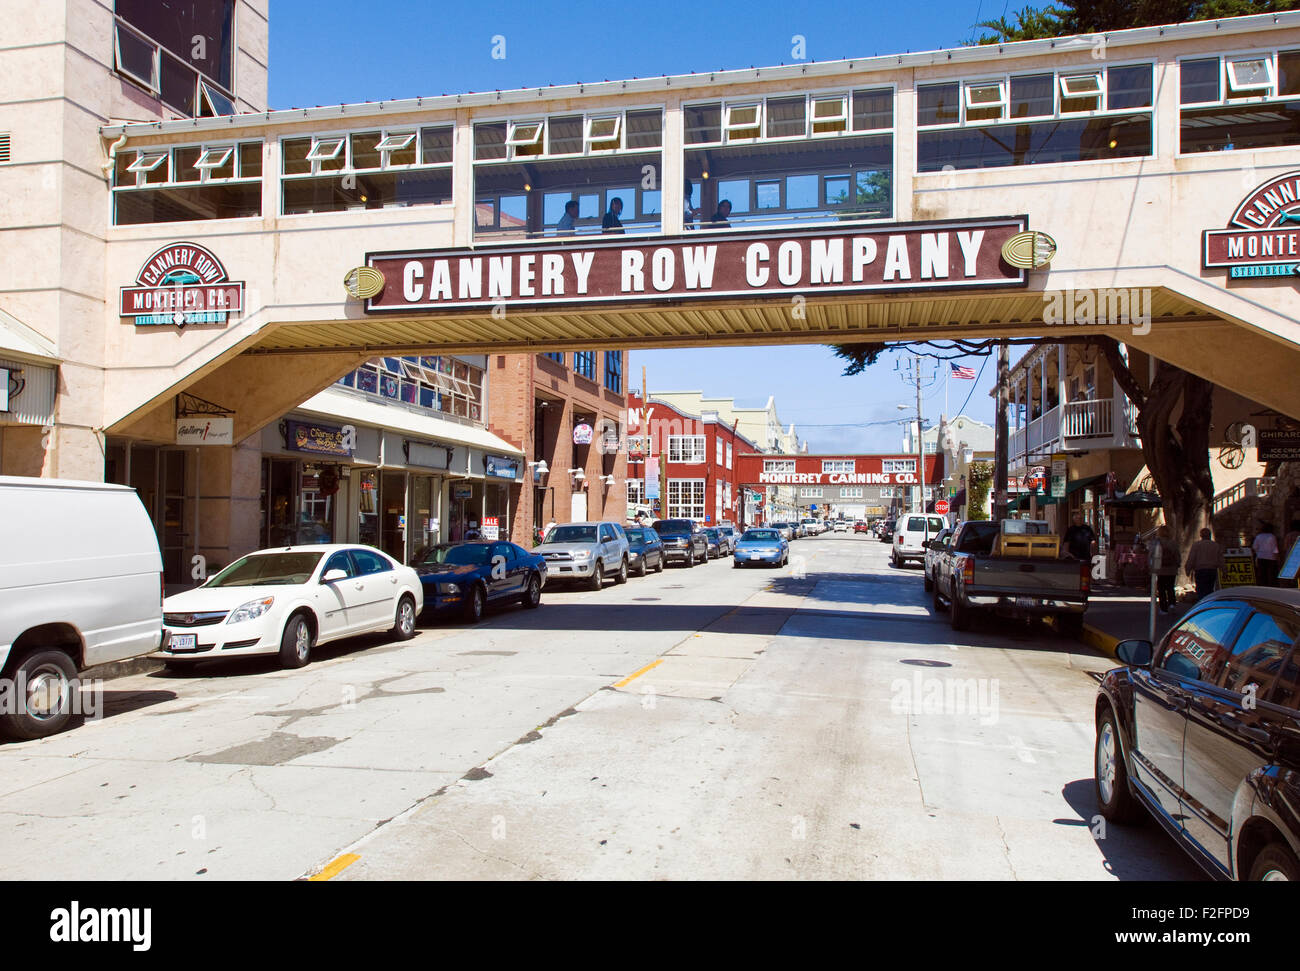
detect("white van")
[0,476,165,739]
[891,513,947,568]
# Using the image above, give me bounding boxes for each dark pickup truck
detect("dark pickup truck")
[928,519,1091,634]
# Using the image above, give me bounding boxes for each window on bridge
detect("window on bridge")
[1179,48,1300,154]
[917,63,1153,171]
[684,88,893,227]
[473,109,663,240]
[113,141,262,224]
[279,126,453,215]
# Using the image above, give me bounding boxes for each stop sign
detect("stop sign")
[935,499,950,514]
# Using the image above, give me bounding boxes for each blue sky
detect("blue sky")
[269,0,1007,451]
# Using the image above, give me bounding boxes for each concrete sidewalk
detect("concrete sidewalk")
[1077,583,1191,658]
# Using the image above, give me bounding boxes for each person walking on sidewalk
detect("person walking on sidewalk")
[1184,527,1223,602]
[1152,525,1180,613]
[1254,521,1280,587]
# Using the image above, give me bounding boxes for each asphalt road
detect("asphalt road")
[0,533,1203,880]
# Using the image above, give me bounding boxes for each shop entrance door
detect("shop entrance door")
[409,475,439,557]
[380,472,408,563]
[571,490,587,522]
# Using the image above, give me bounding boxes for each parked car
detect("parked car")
[891,514,947,567]
[716,524,738,553]
[733,528,789,568]
[877,520,896,543]
[929,519,1090,634]
[769,522,796,542]
[623,526,665,575]
[923,528,953,591]
[702,527,725,559]
[1096,587,1300,880]
[653,519,709,567]
[854,521,871,534]
[159,545,423,671]
[411,541,545,622]
[800,518,820,536]
[536,521,630,589]
[0,476,167,739]
[833,520,850,533]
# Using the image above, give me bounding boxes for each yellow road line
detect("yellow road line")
[309,853,360,881]
[613,658,664,688]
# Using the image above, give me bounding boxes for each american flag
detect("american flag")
[950,362,976,379]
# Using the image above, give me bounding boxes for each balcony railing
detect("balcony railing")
[1062,398,1113,439]
[1213,476,1275,514]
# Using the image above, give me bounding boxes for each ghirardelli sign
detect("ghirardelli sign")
[120,242,244,327]
[1203,172,1300,278]
[364,219,1028,313]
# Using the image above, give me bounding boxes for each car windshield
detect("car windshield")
[743,530,780,541]
[626,528,649,543]
[654,521,690,535]
[418,543,493,566]
[206,551,324,587]
[546,525,597,543]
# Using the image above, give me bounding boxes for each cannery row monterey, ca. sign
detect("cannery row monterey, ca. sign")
[363,219,1029,312]
[1203,171,1300,279]
[120,241,245,327]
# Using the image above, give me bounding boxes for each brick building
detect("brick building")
[626,392,761,528]
[487,351,629,544]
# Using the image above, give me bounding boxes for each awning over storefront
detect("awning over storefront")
[297,387,525,458]
[0,308,59,426]
[1009,474,1106,511]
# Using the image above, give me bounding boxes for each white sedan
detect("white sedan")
[157,545,423,670]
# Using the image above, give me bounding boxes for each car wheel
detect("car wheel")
[932,582,946,614]
[615,557,629,584]
[0,650,79,740]
[948,587,971,632]
[636,557,647,577]
[392,594,417,641]
[521,574,542,609]
[732,559,739,568]
[923,571,934,593]
[1095,707,1140,823]
[655,554,664,573]
[588,562,604,590]
[890,552,900,568]
[1250,842,1300,880]
[1058,613,1085,638]
[463,584,486,622]
[279,614,313,669]
[685,550,695,568]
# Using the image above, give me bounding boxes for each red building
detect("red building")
[626,393,762,527]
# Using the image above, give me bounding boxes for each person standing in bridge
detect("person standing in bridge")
[602,197,625,234]
[556,199,578,236]
[710,199,732,228]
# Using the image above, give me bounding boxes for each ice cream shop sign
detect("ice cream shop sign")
[120,242,244,327]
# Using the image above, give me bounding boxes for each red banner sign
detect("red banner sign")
[1203,171,1300,272]
[365,219,1028,312]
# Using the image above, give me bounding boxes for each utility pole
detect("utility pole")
[896,354,937,515]
[993,339,1010,523]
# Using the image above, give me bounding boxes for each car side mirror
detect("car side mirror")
[1115,639,1153,667]
[322,569,348,584]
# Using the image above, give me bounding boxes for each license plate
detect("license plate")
[170,633,197,652]
[1015,597,1036,609]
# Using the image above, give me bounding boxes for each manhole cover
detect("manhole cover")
[633,597,661,602]
[900,659,952,668]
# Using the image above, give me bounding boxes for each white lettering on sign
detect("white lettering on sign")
[404,261,424,301]
[851,237,877,282]
[518,254,536,297]
[622,250,645,292]
[541,253,564,295]
[651,248,675,291]
[777,241,802,286]
[811,238,844,284]
[956,230,985,277]
[571,251,594,293]
[429,260,452,300]
[746,243,770,286]
[489,256,512,298]
[920,233,949,279]
[883,236,911,281]
[682,246,717,289]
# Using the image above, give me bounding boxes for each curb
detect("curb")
[1079,623,1120,660]
[82,656,165,682]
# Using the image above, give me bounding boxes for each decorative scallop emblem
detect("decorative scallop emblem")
[1000,231,1057,269]
[343,266,385,300]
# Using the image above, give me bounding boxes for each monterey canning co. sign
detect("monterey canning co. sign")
[120,242,244,326]
[1203,172,1300,278]
[364,219,1028,313]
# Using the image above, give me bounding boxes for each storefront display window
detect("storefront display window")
[358,469,379,547]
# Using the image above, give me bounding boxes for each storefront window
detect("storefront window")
[380,471,407,562]
[358,469,379,547]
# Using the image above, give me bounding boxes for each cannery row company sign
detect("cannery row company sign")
[1203,172,1300,279]
[363,218,1029,312]
[120,242,244,326]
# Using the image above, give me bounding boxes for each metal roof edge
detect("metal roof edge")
[100,12,1300,140]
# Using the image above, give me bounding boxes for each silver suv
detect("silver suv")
[536,521,630,590]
